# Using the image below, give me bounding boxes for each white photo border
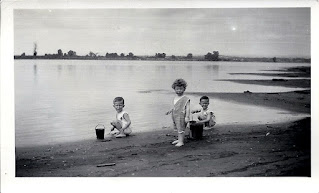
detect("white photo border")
[1,0,318,193]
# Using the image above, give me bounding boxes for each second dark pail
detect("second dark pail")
[189,121,203,140]
[95,124,105,140]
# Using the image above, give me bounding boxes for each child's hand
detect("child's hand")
[165,110,172,115]
[186,122,190,129]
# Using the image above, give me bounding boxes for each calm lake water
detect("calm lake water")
[15,60,310,147]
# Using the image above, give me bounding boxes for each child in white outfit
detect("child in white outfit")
[191,96,216,130]
[110,97,132,138]
[166,79,190,147]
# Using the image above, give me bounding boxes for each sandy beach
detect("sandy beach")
[15,66,311,177]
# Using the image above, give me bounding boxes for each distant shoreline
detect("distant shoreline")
[14,55,311,63]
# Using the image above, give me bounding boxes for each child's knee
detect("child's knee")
[124,127,132,135]
[210,121,216,127]
[111,121,122,129]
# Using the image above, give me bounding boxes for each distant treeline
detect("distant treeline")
[14,49,310,63]
[218,56,311,63]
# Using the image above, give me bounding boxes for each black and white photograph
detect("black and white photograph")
[1,0,319,192]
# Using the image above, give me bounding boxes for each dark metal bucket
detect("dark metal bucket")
[95,124,105,140]
[189,121,203,140]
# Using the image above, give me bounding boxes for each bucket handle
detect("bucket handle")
[95,124,105,130]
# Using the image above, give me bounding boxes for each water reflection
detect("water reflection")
[186,64,192,71]
[212,65,219,78]
[68,65,76,72]
[33,64,37,75]
[57,65,62,77]
[203,64,220,79]
[155,65,166,72]
[33,64,38,83]
[128,65,133,71]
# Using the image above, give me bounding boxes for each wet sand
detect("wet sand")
[229,66,310,78]
[217,79,310,89]
[16,117,310,177]
[190,90,310,114]
[15,66,311,177]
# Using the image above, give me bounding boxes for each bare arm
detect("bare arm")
[185,100,190,123]
[191,109,201,114]
[122,113,131,130]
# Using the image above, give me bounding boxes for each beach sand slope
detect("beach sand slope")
[16,116,310,177]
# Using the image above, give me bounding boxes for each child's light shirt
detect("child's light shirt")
[116,110,131,129]
[174,95,185,105]
[198,108,216,128]
[199,108,213,118]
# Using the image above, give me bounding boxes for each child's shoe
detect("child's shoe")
[115,133,126,138]
[172,139,179,145]
[175,142,184,147]
[110,130,119,135]
[175,133,184,147]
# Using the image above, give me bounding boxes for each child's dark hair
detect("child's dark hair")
[171,78,188,89]
[113,97,124,104]
[200,96,209,102]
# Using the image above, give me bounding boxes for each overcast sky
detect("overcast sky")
[14,8,310,57]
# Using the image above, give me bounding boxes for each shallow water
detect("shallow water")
[15,60,309,147]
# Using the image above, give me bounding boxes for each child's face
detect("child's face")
[174,86,185,96]
[199,99,209,110]
[113,101,125,113]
